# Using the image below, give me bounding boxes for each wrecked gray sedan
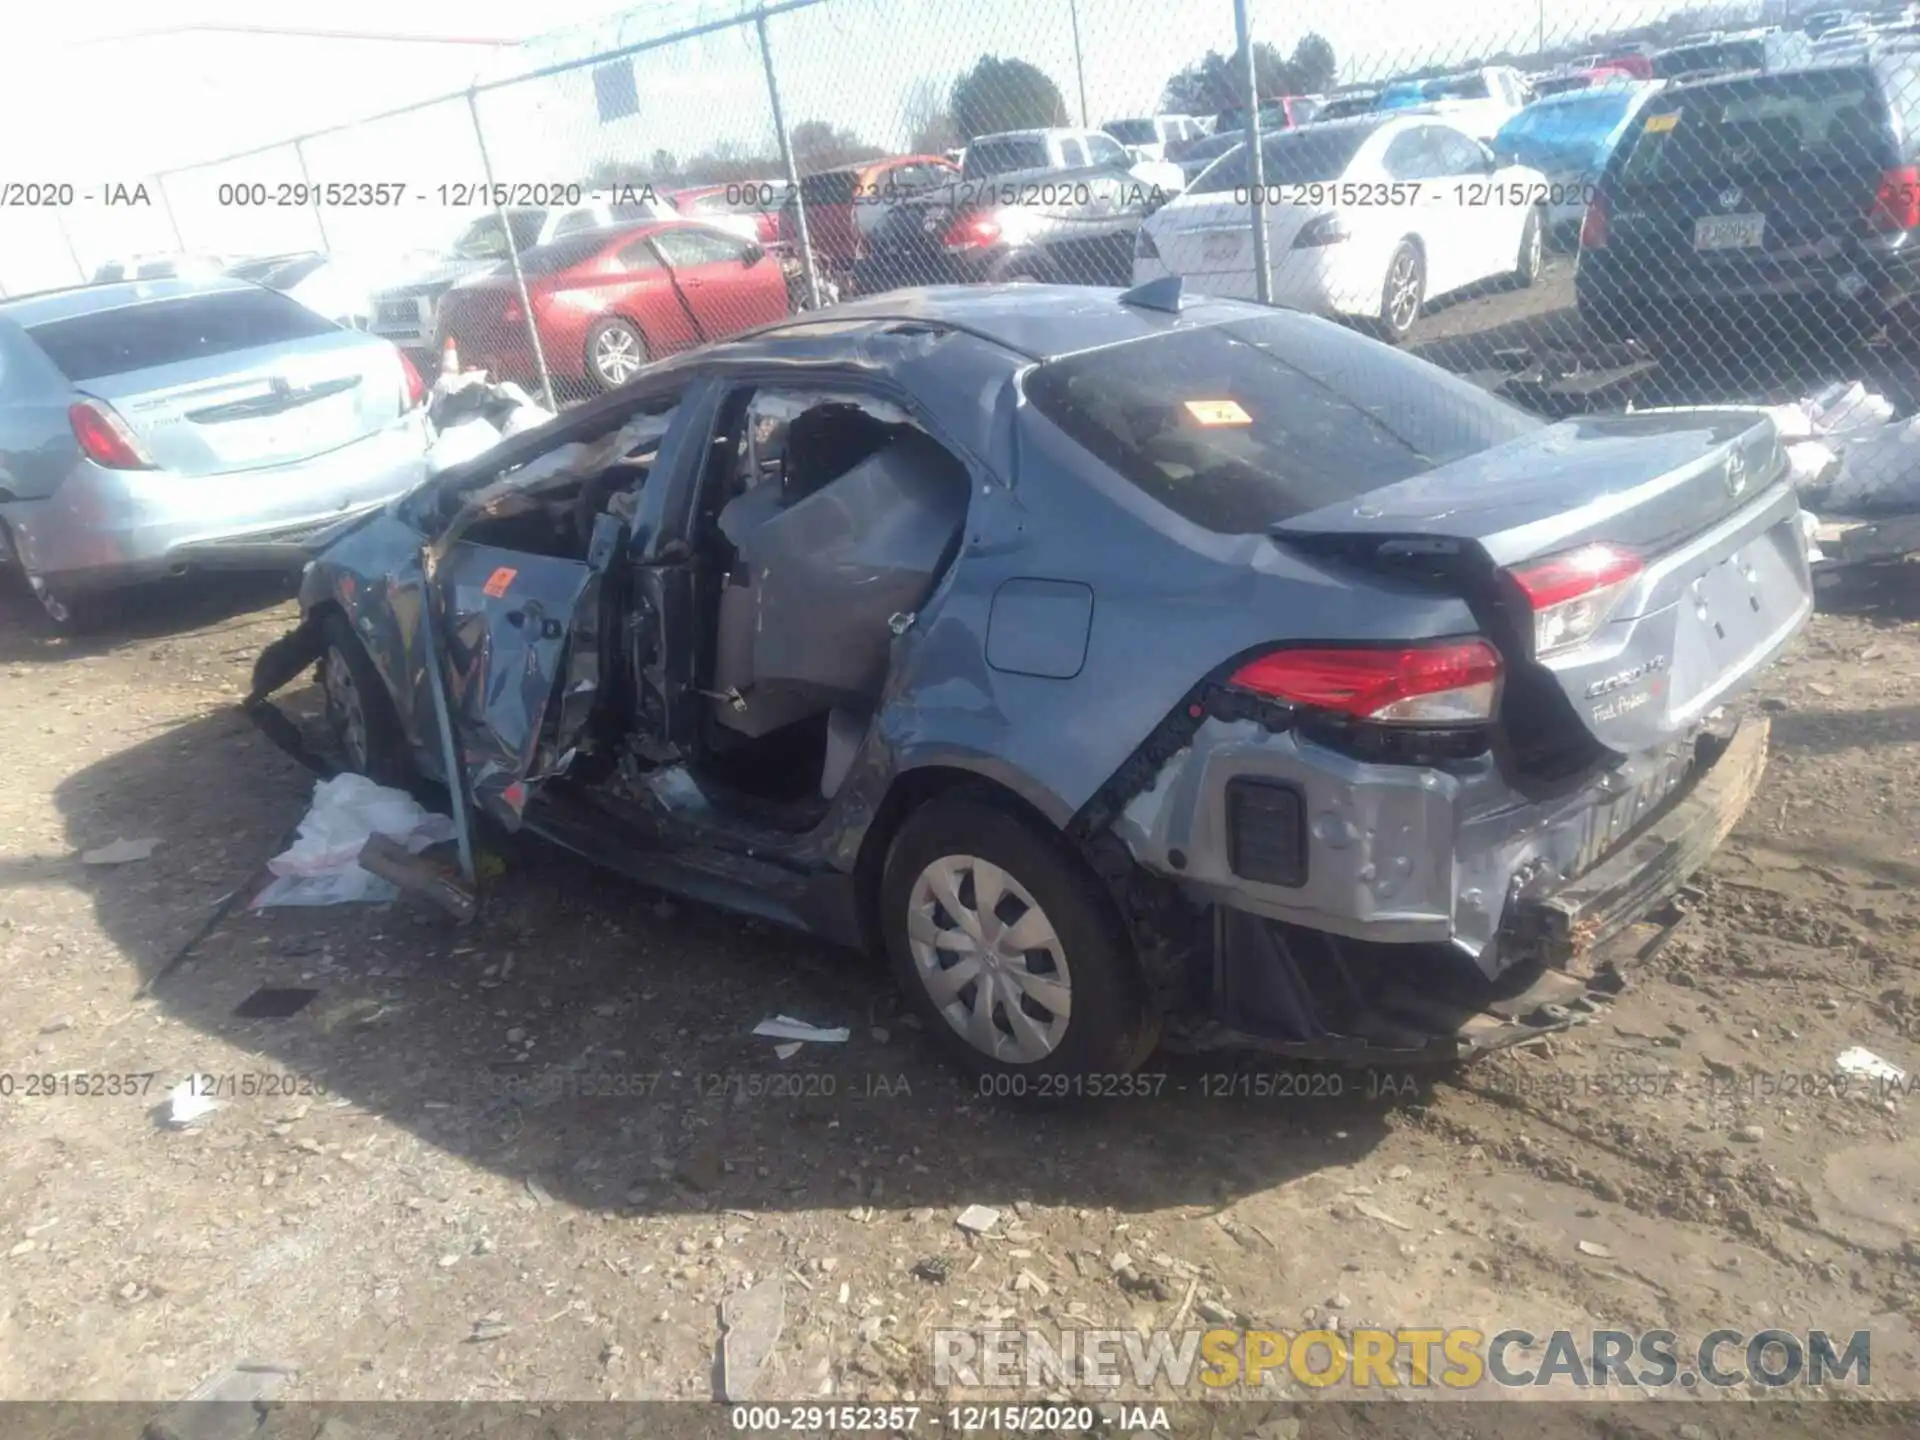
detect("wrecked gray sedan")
[248,282,1809,1081]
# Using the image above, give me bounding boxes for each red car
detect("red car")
[437,220,791,395]
[669,181,786,245]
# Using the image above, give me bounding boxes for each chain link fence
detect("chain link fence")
[13,0,1920,423]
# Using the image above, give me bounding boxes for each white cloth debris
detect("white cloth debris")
[752,1015,850,1044]
[426,417,507,475]
[252,774,455,908]
[81,836,158,865]
[1772,381,1920,517]
[955,1204,1001,1233]
[1835,1046,1906,1084]
[161,1077,219,1128]
[772,1042,802,1060]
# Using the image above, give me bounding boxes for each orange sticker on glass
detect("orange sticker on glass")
[1644,112,1679,134]
[1183,399,1252,426]
[482,566,518,598]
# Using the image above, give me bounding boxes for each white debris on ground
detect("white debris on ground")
[1835,1046,1907,1084]
[252,774,456,908]
[1771,380,1920,516]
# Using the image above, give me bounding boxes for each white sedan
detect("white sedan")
[1132,114,1548,343]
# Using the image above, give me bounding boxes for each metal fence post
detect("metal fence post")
[466,88,557,409]
[1069,0,1090,128]
[1232,0,1272,306]
[155,175,186,251]
[757,10,822,310]
[293,138,332,254]
[53,211,87,282]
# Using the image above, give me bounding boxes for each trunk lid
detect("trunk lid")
[1273,408,1810,757]
[1146,193,1318,297]
[72,330,408,476]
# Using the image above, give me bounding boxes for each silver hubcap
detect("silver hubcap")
[906,855,1072,1064]
[323,645,369,773]
[1385,250,1420,331]
[1523,220,1541,277]
[594,326,642,385]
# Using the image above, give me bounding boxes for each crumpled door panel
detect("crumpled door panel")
[438,542,594,825]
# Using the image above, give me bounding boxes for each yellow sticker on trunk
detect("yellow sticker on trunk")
[1183,399,1252,426]
[1644,112,1679,133]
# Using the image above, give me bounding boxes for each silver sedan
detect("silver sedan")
[0,276,431,625]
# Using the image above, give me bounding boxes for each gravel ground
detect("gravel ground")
[3,277,1920,1430]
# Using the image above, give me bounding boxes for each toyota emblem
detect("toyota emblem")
[1725,448,1747,497]
[1718,186,1744,210]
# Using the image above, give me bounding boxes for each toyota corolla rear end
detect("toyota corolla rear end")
[0,282,429,597]
[1018,309,1809,1051]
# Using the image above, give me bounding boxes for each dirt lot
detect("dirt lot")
[3,279,1920,1430]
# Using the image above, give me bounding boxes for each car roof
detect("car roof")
[709,283,1272,366]
[0,275,256,327]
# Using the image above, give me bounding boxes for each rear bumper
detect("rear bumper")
[0,413,430,592]
[1116,713,1767,982]
[1577,245,1920,326]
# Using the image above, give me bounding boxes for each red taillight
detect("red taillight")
[397,349,425,410]
[68,399,155,470]
[1579,190,1609,250]
[1229,640,1503,725]
[1507,542,1643,658]
[941,212,1003,253]
[1869,165,1920,232]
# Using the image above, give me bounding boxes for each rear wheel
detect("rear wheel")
[318,611,412,786]
[880,794,1158,1086]
[1376,240,1425,344]
[585,318,647,393]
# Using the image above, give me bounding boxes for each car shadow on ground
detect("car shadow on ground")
[36,695,1422,1223]
[0,572,298,664]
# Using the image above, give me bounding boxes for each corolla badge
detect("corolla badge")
[1585,654,1668,699]
[1718,186,1744,210]
[1724,448,1747,497]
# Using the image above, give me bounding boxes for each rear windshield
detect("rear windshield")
[1426,73,1492,100]
[262,254,330,289]
[1104,120,1159,144]
[1498,91,1638,164]
[27,289,338,382]
[1616,69,1890,185]
[1024,317,1538,535]
[1317,96,1378,119]
[1189,125,1373,194]
[963,138,1051,178]
[1653,41,1765,77]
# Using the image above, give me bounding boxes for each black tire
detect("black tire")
[879,793,1159,1086]
[318,611,412,787]
[584,317,648,394]
[1512,207,1544,289]
[1375,240,1425,345]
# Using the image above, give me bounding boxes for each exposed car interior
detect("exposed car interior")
[437,384,973,834]
[684,387,971,824]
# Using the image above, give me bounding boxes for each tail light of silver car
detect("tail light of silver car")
[1292,214,1351,248]
[1868,165,1920,232]
[1228,640,1504,724]
[68,399,157,470]
[1506,542,1642,658]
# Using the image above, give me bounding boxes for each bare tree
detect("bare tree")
[903,75,958,155]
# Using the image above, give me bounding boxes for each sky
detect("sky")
[0,0,1712,292]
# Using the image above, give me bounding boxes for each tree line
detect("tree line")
[590,37,1339,192]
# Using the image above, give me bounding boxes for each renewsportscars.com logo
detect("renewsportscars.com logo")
[931,1327,1873,1392]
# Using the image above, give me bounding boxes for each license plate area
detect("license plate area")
[1202,232,1243,264]
[1694,213,1766,251]
[199,394,356,463]
[1573,748,1696,877]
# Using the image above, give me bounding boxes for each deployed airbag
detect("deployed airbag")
[716,429,967,712]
